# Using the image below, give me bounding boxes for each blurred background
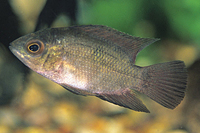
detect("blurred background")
[0,0,200,133]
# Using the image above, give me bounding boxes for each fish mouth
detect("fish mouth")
[9,46,22,58]
[9,45,31,68]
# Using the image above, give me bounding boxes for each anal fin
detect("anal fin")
[95,88,150,113]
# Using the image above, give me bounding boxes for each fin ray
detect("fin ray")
[95,88,150,113]
[137,61,187,109]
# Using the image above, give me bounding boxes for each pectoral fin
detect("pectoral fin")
[95,88,150,113]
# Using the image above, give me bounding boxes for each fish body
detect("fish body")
[9,25,187,112]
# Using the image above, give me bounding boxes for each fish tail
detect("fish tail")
[138,61,187,109]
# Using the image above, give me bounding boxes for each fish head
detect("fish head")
[9,29,64,73]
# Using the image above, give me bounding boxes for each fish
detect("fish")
[9,25,187,113]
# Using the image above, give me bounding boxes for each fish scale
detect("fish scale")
[62,41,143,93]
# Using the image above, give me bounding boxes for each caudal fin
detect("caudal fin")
[139,61,187,109]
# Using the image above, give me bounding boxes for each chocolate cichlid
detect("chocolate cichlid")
[9,25,187,113]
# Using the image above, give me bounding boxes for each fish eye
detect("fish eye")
[26,40,44,54]
[29,43,39,52]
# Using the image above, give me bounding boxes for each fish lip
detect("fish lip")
[9,45,23,60]
[9,45,31,68]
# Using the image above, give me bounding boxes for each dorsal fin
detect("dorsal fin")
[70,25,159,63]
